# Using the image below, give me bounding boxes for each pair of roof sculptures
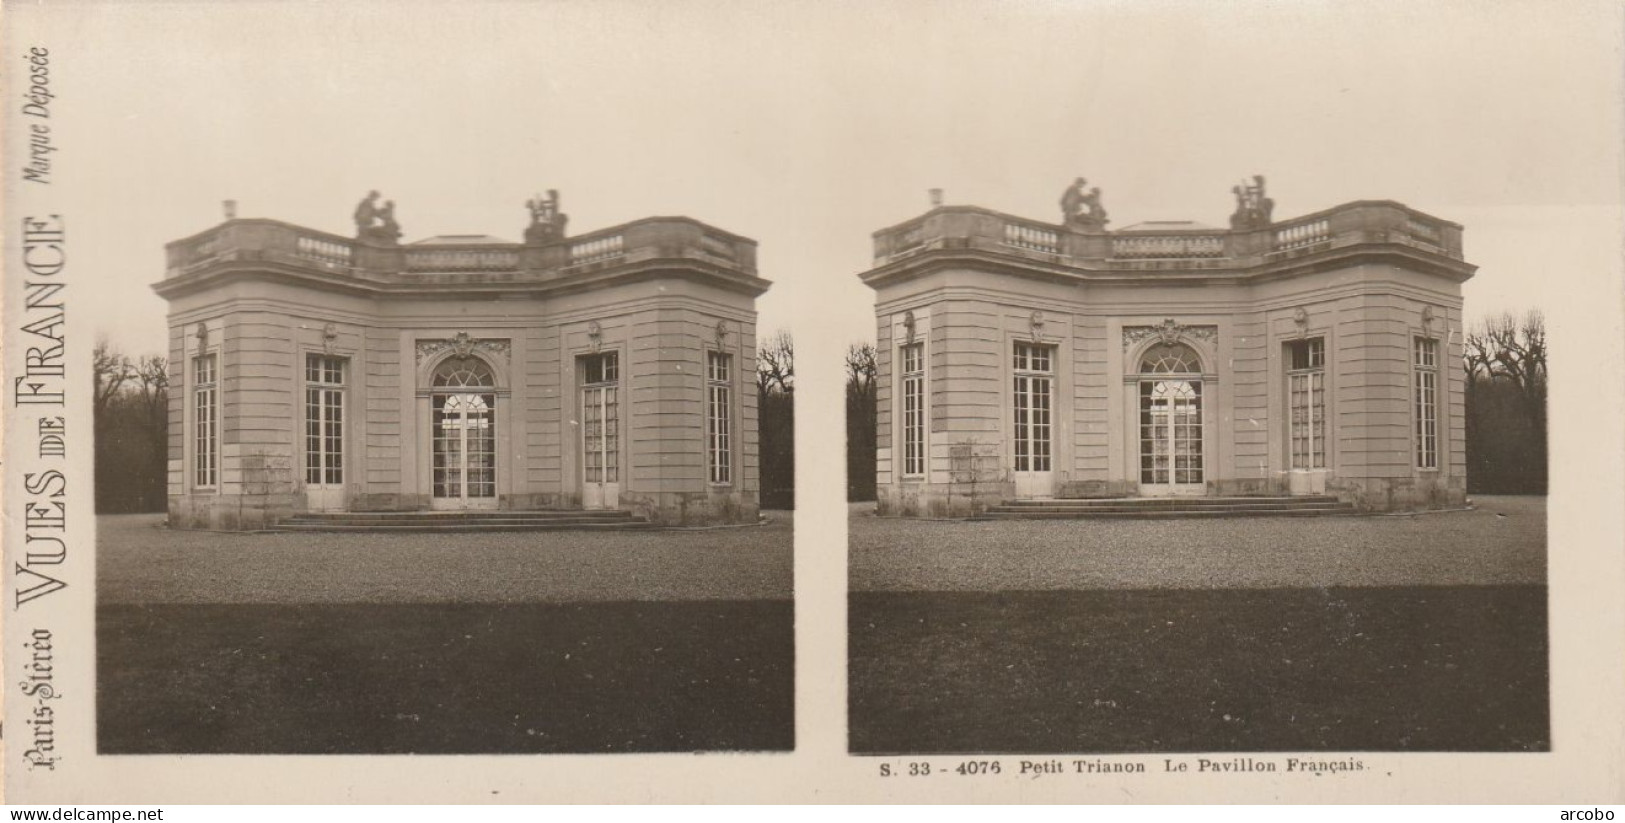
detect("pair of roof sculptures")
[350,175,1274,245]
[1057,175,1275,231]
[351,190,569,245]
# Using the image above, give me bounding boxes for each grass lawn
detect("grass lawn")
[98,514,794,753]
[850,586,1547,754]
[849,497,1548,754]
[100,600,793,754]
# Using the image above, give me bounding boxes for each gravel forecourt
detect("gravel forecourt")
[850,495,1545,592]
[99,511,794,605]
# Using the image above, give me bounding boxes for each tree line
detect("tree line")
[1463,310,1547,494]
[94,340,169,513]
[756,331,795,509]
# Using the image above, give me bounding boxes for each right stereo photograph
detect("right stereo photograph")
[846,179,1548,756]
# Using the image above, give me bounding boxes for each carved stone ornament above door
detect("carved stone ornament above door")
[415,333,511,364]
[1122,319,1217,352]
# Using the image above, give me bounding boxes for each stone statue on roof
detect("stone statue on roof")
[1062,177,1108,230]
[1060,177,1087,226]
[354,190,401,245]
[1081,186,1108,228]
[1229,175,1274,230]
[525,189,569,244]
[354,190,380,234]
[1251,175,1274,223]
[377,200,402,242]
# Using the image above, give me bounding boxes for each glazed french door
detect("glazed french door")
[1139,379,1204,495]
[304,354,347,512]
[1012,342,1054,498]
[431,392,497,509]
[581,352,620,509]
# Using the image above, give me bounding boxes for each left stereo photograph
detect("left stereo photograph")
[96,195,795,754]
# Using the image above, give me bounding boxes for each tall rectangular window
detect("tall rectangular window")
[193,353,218,488]
[581,352,620,485]
[1287,338,1326,470]
[305,354,346,485]
[900,343,925,477]
[1414,337,1439,469]
[1012,341,1053,473]
[707,351,733,484]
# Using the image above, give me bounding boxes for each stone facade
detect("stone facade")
[860,194,1474,515]
[156,209,768,529]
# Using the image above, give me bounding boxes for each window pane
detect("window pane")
[901,343,925,476]
[707,354,733,484]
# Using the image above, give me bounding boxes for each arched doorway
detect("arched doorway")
[1136,342,1205,496]
[430,357,498,510]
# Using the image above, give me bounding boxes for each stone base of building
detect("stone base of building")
[169,494,298,531]
[1208,477,1293,497]
[875,481,1012,518]
[619,489,760,526]
[168,488,761,530]
[1055,480,1136,499]
[1326,474,1467,512]
[874,472,1467,518]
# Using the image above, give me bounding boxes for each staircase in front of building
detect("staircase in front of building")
[980,495,1357,520]
[270,510,654,533]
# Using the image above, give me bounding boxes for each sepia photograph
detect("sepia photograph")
[5,0,1623,806]
[96,194,795,754]
[62,7,799,755]
[840,10,1575,757]
[847,184,1548,755]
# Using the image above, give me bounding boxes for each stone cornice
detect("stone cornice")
[153,254,771,302]
[858,241,1477,292]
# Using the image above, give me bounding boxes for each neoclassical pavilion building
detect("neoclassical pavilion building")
[860,179,1474,515]
[156,194,768,529]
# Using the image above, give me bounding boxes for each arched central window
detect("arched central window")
[1139,343,1202,374]
[1137,342,1205,490]
[431,356,496,506]
[432,358,496,388]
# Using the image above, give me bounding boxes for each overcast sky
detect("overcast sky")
[51,0,1624,359]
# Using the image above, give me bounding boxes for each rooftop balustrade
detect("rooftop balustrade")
[163,216,759,282]
[870,201,1464,272]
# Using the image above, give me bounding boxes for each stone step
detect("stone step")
[278,517,641,527]
[271,521,655,533]
[270,509,649,532]
[282,509,636,520]
[983,495,1355,520]
[994,495,1340,508]
[984,503,1352,515]
[975,507,1358,520]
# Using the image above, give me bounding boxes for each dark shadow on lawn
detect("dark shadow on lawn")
[100,600,793,754]
[850,586,1547,754]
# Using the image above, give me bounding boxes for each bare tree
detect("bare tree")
[755,331,795,508]
[845,342,876,396]
[1465,310,1547,427]
[845,342,878,501]
[94,340,170,512]
[134,354,169,418]
[1463,309,1548,494]
[93,338,132,416]
[757,330,794,395]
